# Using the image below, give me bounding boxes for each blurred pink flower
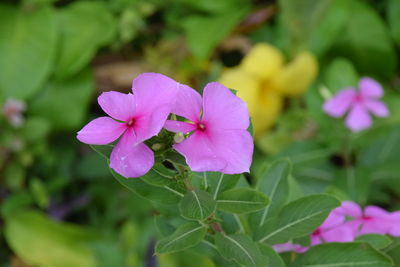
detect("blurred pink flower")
[273,242,308,253]
[323,77,389,132]
[310,207,354,245]
[164,82,253,174]
[335,201,400,236]
[2,98,26,127]
[77,73,179,178]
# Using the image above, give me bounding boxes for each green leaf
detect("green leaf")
[179,189,216,220]
[0,4,57,99]
[29,178,49,209]
[140,163,176,187]
[250,159,291,230]
[214,233,267,267]
[29,69,94,130]
[356,234,393,250]
[4,210,98,267]
[21,117,50,142]
[155,222,206,254]
[182,9,248,59]
[324,58,359,93]
[333,0,397,78]
[307,0,350,57]
[293,242,393,267]
[217,188,269,214]
[388,0,400,46]
[203,172,240,199]
[258,243,285,267]
[55,1,116,79]
[255,194,340,244]
[111,168,183,205]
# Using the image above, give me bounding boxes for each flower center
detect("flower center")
[312,228,321,236]
[362,215,372,221]
[197,122,206,132]
[353,94,364,103]
[127,118,135,127]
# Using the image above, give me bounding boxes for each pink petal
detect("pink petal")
[132,73,179,115]
[133,105,172,144]
[77,117,126,145]
[359,77,383,99]
[322,224,355,243]
[364,206,391,218]
[109,129,154,178]
[173,131,227,173]
[174,129,253,174]
[363,100,389,117]
[323,89,356,118]
[171,84,202,122]
[319,211,345,229]
[336,201,363,218]
[387,212,400,236]
[98,91,136,121]
[202,82,250,130]
[164,120,196,133]
[345,103,372,132]
[360,219,390,235]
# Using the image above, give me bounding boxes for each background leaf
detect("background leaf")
[54,1,116,80]
[0,4,57,99]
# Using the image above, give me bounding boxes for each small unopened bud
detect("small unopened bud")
[319,85,332,100]
[174,132,185,143]
[151,143,164,151]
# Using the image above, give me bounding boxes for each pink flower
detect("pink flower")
[323,77,389,132]
[335,201,398,236]
[310,207,354,245]
[2,98,26,127]
[77,73,179,178]
[273,242,308,253]
[164,82,253,174]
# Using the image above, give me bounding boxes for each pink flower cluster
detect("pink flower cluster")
[274,201,400,253]
[77,73,253,178]
[323,77,389,132]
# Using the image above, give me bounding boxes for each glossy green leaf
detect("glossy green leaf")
[293,242,392,267]
[179,189,216,220]
[111,168,183,205]
[255,194,340,244]
[155,222,206,254]
[203,172,240,199]
[55,1,116,79]
[0,4,57,99]
[4,210,98,267]
[215,233,267,267]
[29,69,94,130]
[217,188,269,214]
[250,159,291,229]
[140,163,176,187]
[356,234,393,250]
[258,243,285,267]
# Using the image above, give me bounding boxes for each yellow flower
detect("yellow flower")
[219,43,318,138]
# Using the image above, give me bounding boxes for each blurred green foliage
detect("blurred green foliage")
[0,0,399,266]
